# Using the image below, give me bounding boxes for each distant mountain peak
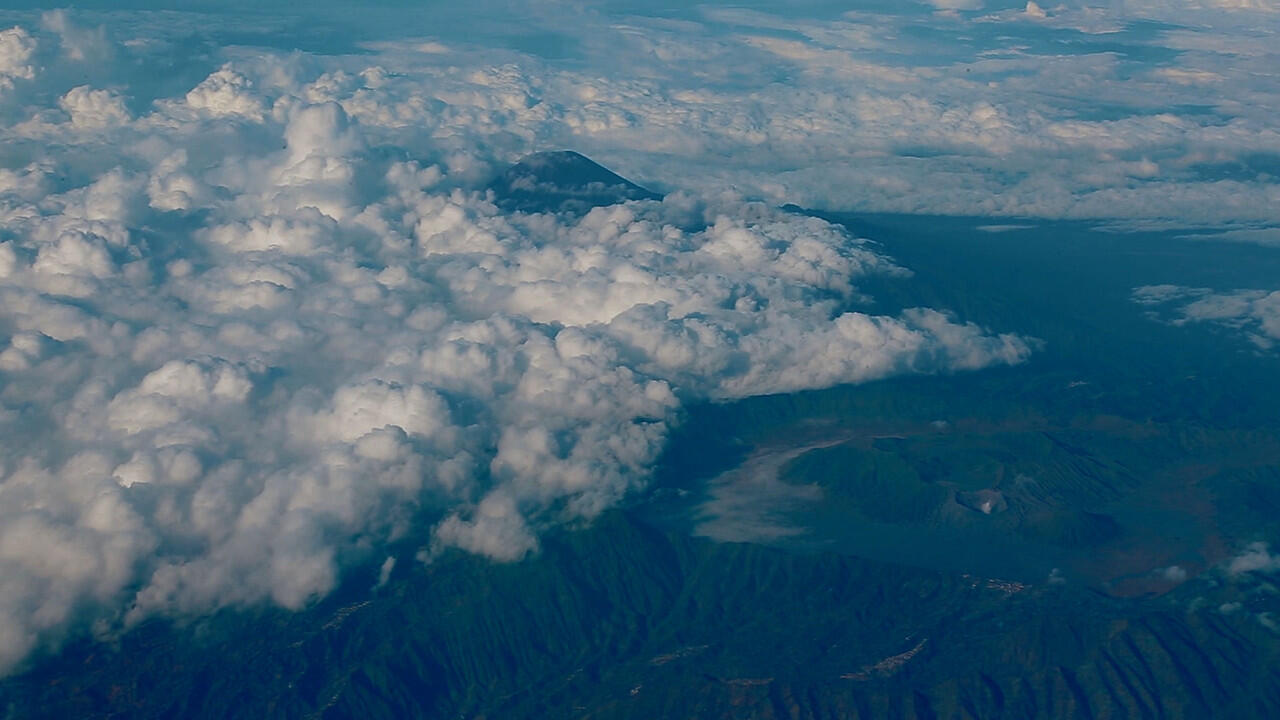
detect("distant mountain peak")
[490,150,660,214]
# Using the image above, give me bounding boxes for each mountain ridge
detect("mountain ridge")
[489,150,661,214]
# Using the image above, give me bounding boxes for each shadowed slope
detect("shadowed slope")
[4,510,1280,720]
[490,150,661,214]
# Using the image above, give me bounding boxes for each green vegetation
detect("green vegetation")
[6,509,1280,719]
[7,214,1280,718]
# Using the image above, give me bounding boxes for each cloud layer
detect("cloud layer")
[3,0,1280,229]
[0,11,1046,674]
[2,0,1276,676]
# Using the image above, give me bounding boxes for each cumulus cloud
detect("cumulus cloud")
[0,13,1039,675]
[7,0,1271,226]
[1,0,1273,677]
[0,26,36,92]
[1134,285,1280,348]
[184,67,267,121]
[58,85,131,129]
[1227,542,1280,576]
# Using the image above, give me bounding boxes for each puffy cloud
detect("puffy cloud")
[0,26,36,91]
[184,67,266,121]
[1227,542,1280,576]
[1134,285,1280,348]
[432,492,538,562]
[58,85,131,129]
[0,16,1039,674]
[0,457,156,672]
[4,1,1278,225]
[5,0,1271,675]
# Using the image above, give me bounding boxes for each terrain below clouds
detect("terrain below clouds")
[2,2,1279,712]
[7,207,1280,719]
[0,18,1030,673]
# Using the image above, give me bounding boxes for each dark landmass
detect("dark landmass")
[488,150,660,214]
[5,509,1280,720]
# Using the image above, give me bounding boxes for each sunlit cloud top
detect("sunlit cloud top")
[0,0,1275,676]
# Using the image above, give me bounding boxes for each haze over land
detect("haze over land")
[1,2,1280,714]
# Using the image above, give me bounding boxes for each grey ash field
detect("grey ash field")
[6,153,1280,719]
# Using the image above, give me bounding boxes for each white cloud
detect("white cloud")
[0,26,36,91]
[1121,0,1280,13]
[2,3,1275,225]
[926,0,985,10]
[0,0,1274,676]
[0,13,1043,675]
[1180,228,1280,246]
[40,10,112,63]
[184,67,266,121]
[1227,542,1280,576]
[1134,285,1280,348]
